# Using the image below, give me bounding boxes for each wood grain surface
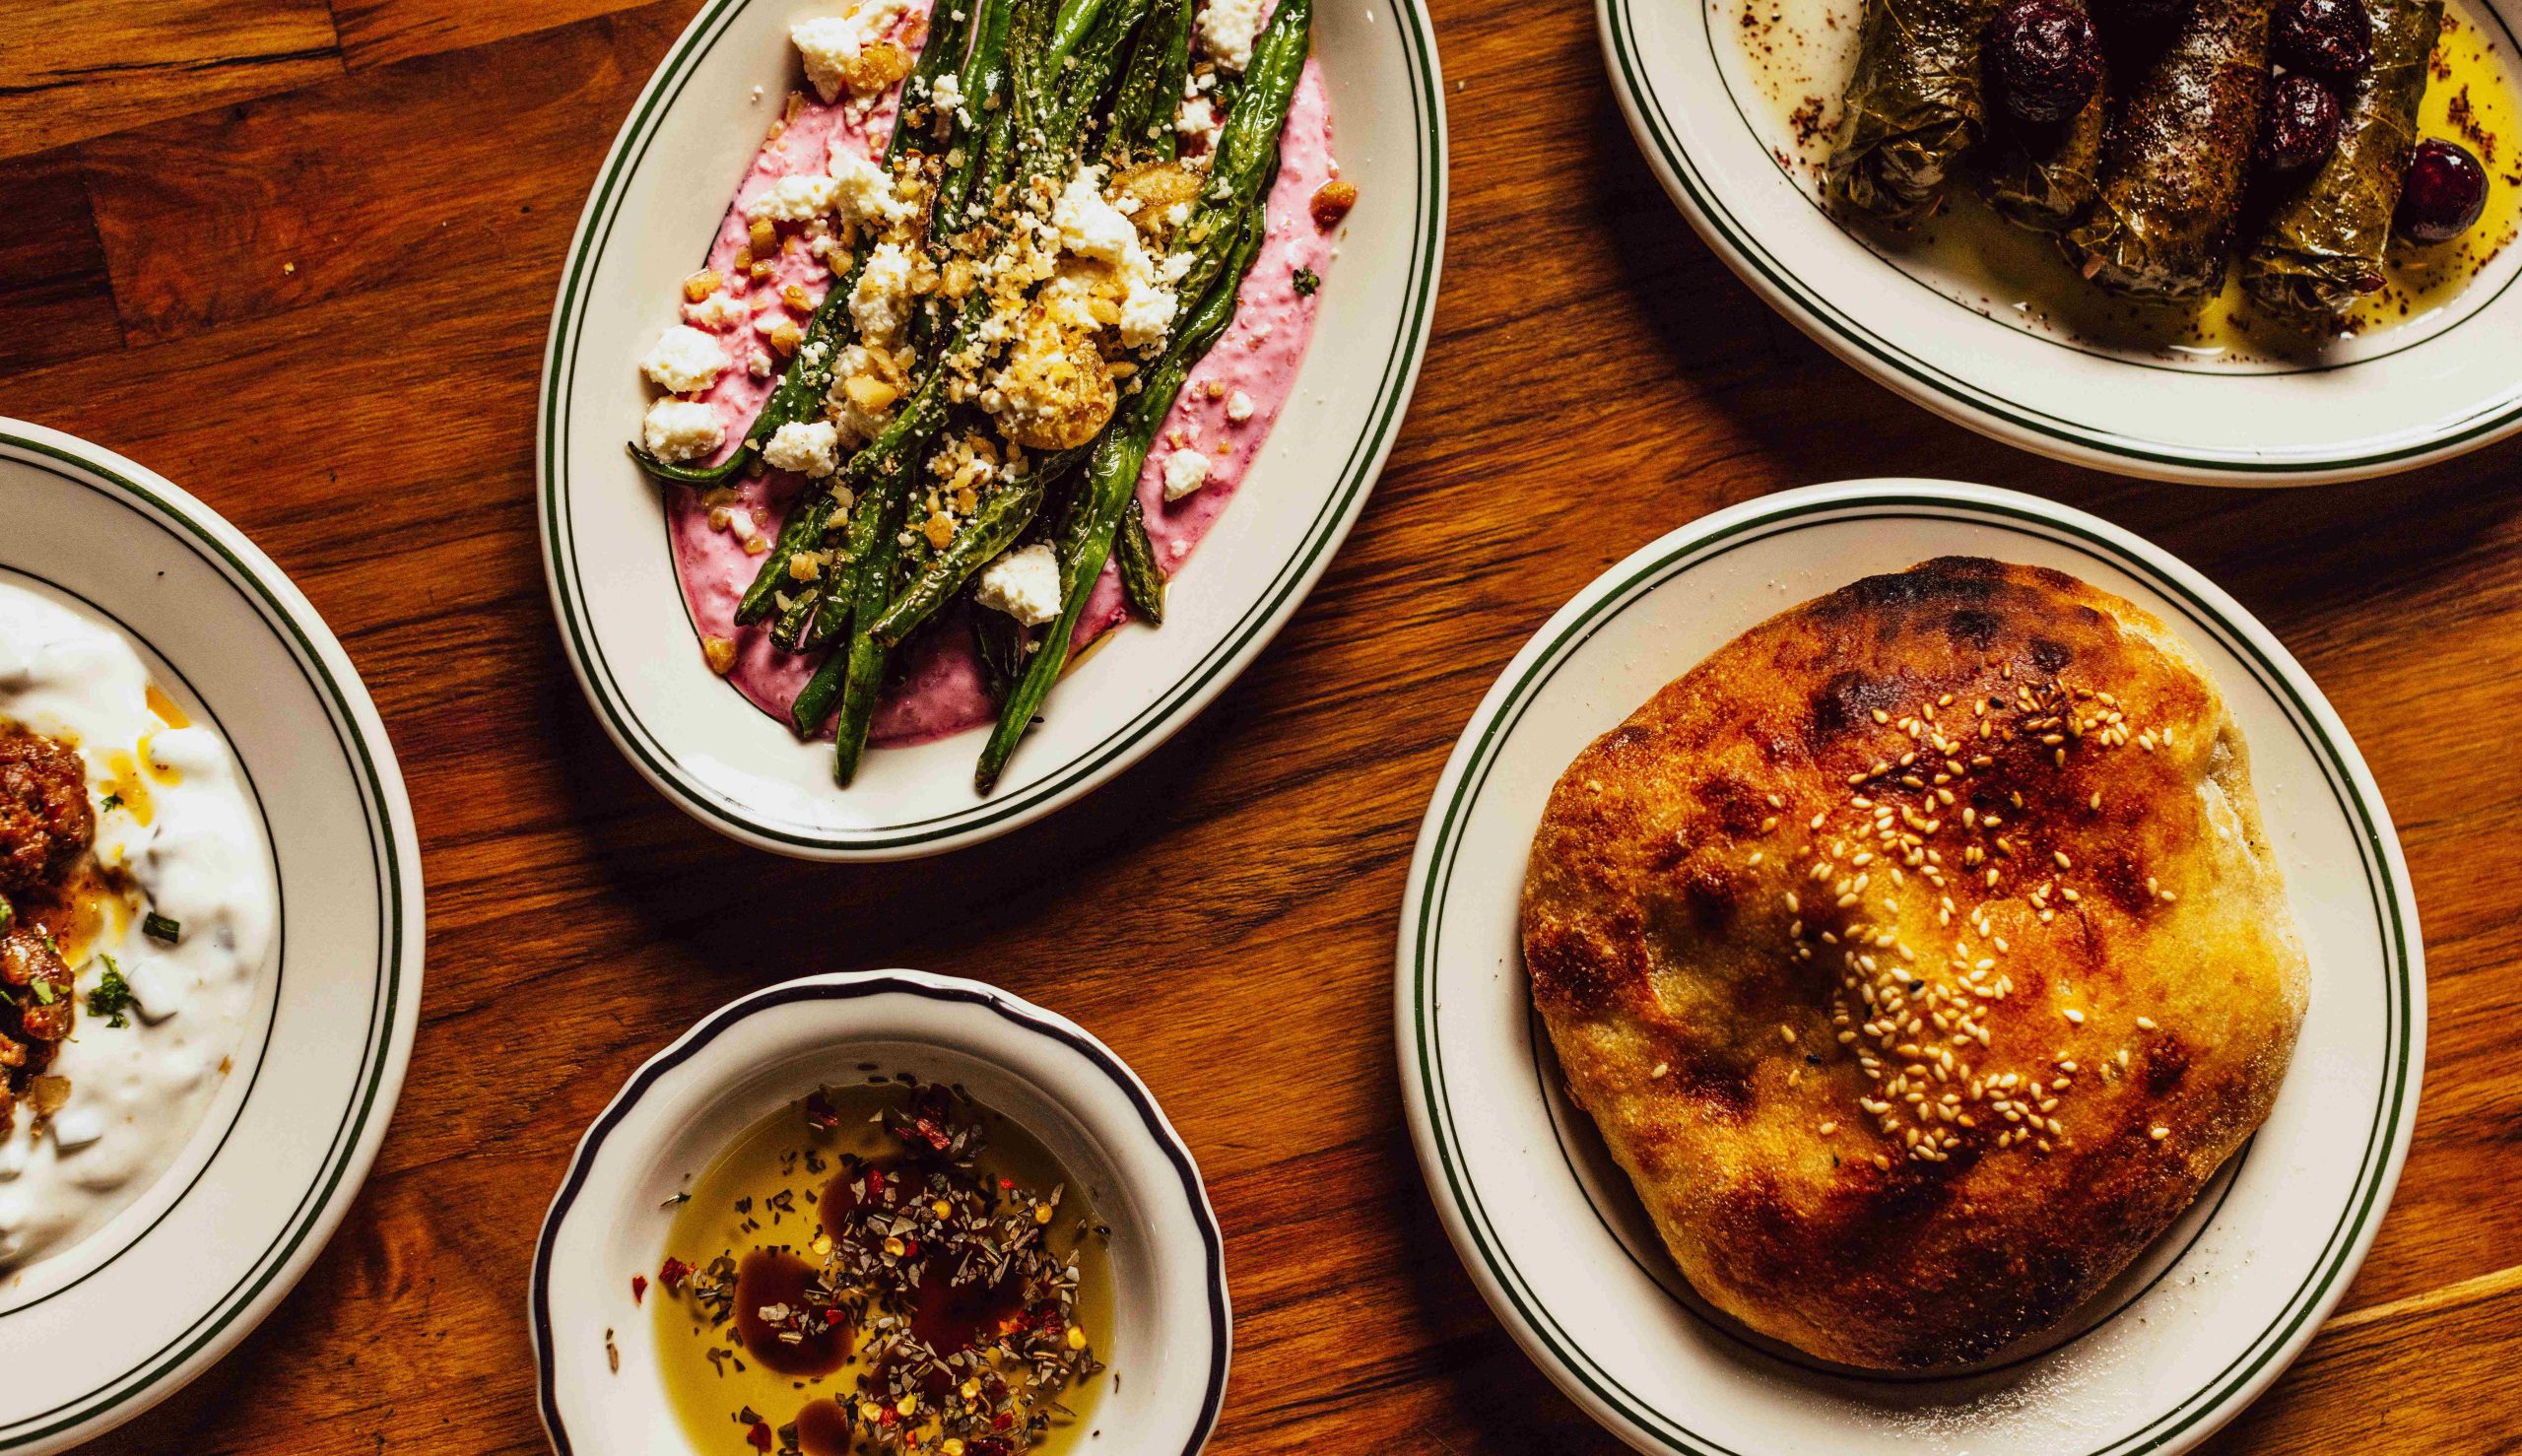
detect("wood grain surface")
[4,0,2518,1451]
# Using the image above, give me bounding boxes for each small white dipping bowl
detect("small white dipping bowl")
[531,969,1229,1455]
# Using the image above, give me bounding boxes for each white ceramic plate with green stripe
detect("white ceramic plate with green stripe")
[1398,480,2422,1453]
[1599,0,2522,484]
[0,421,424,1455]
[538,0,1446,861]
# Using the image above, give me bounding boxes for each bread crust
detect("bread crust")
[1520,558,2308,1369]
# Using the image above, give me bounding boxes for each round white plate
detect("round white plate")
[538,0,1447,861]
[1599,0,2522,484]
[1397,480,2423,1453]
[0,421,425,1454]
[533,969,1229,1456]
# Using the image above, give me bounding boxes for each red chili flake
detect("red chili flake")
[745,1420,772,1451]
[864,1167,886,1201]
[994,1412,1015,1430]
[659,1257,693,1292]
[804,1089,842,1129]
[877,1406,899,1428]
[630,1275,648,1304]
[998,1177,1014,1191]
[899,1237,919,1259]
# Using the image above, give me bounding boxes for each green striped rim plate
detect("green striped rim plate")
[1395,480,2422,1453]
[536,0,1446,861]
[0,421,423,1454]
[1597,0,2522,485]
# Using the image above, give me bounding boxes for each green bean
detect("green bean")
[973,214,1259,791]
[829,462,919,784]
[1107,0,1193,165]
[934,0,1016,235]
[867,442,1089,645]
[1114,495,1165,624]
[971,608,1028,703]
[1168,0,1307,308]
[789,636,849,738]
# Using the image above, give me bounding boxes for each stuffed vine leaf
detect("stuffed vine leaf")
[1827,0,2008,227]
[2241,0,2442,319]
[2063,0,2275,298]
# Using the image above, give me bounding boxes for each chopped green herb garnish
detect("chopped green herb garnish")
[0,894,13,936]
[100,793,123,813]
[30,977,56,1006]
[1292,266,1321,297]
[88,957,136,1028]
[143,912,182,945]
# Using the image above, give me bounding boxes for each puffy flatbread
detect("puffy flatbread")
[1521,558,2307,1369]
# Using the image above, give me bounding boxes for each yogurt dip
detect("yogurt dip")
[656,2,1340,747]
[0,581,275,1270]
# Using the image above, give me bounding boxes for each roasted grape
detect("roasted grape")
[2257,73,2345,175]
[2395,138,2489,243]
[1986,0,2106,124]
[2272,0,2374,81]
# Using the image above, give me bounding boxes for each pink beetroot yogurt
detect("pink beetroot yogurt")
[664,21,1337,748]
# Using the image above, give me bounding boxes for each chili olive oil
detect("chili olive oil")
[651,1083,1114,1456]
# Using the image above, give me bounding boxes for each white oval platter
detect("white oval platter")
[538,0,1447,860]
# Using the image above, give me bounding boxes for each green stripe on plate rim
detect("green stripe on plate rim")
[1598,0,2522,476]
[537,0,1447,851]
[1406,492,2418,1455]
[0,430,411,1449]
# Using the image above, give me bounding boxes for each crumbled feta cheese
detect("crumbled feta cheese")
[1161,449,1212,500]
[792,3,910,102]
[1116,248,1178,350]
[827,146,915,229]
[851,241,915,344]
[1225,389,1254,423]
[763,420,843,477]
[1052,167,1138,265]
[746,172,837,223]
[639,323,727,393]
[1196,0,1266,71]
[749,350,774,378]
[973,544,1063,626]
[931,72,966,121]
[683,291,748,331]
[641,399,724,462]
[1174,96,1222,149]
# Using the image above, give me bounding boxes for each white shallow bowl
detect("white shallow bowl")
[532,969,1230,1455]
[0,421,425,1454]
[1397,480,2424,1454]
[1599,0,2522,484]
[539,0,1447,861]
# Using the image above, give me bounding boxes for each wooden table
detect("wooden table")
[5,0,2517,1450]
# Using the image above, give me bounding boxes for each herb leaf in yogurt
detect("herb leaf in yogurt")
[87,956,136,1028]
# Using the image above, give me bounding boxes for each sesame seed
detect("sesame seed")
[2137,1016,2157,1030]
[2063,1008,2086,1026]
[1649,1062,1669,1079]
[2150,1125,2169,1141]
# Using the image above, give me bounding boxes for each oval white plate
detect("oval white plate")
[0,421,425,1455]
[1600,0,2522,484]
[532,968,1229,1455]
[539,0,1447,861]
[1397,480,2423,1453]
